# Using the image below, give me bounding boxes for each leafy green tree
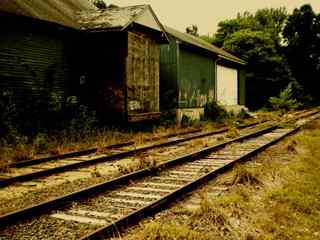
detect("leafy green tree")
[212,8,291,109]
[283,4,320,102]
[213,8,287,47]
[223,29,292,109]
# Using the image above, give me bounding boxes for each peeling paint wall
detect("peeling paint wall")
[178,47,215,108]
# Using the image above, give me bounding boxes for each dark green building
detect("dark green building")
[0,1,167,122]
[160,26,246,122]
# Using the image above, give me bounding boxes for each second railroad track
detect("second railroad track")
[0,110,318,240]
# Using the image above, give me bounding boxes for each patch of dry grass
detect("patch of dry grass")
[129,221,216,240]
[225,127,240,139]
[230,164,262,186]
[121,119,320,240]
[191,193,231,231]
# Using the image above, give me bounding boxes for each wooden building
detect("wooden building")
[0,1,168,122]
[160,26,246,122]
[77,5,168,122]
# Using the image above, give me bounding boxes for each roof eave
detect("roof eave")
[82,26,123,32]
[218,54,247,65]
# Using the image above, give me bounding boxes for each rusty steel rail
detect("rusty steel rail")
[0,127,234,188]
[81,113,320,240]
[6,108,318,170]
[0,112,318,240]
[0,125,277,226]
[0,118,272,189]
[8,141,135,168]
[8,129,203,169]
[82,128,300,240]
[1,109,318,189]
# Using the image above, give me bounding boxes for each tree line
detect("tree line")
[194,4,320,110]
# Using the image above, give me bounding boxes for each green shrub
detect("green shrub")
[237,108,251,119]
[269,83,302,111]
[160,109,176,126]
[0,88,98,144]
[0,90,18,144]
[203,101,229,122]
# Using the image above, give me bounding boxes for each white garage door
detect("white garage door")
[217,65,238,106]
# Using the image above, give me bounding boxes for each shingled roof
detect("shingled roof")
[0,2,166,36]
[78,5,147,31]
[165,26,246,65]
[0,0,95,28]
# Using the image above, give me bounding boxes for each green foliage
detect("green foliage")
[213,7,293,109]
[0,90,18,143]
[0,88,98,145]
[213,8,287,47]
[160,109,176,127]
[269,83,301,111]
[200,34,214,44]
[283,4,320,102]
[237,108,251,119]
[203,101,229,122]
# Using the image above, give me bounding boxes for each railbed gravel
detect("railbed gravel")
[0,124,268,216]
[0,214,98,240]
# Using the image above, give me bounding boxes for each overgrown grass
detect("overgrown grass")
[123,119,320,240]
[131,221,215,240]
[230,164,262,186]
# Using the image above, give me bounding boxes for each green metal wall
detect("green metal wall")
[178,46,215,108]
[0,14,74,102]
[160,37,179,110]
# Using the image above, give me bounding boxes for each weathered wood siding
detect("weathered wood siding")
[0,13,74,102]
[126,31,160,116]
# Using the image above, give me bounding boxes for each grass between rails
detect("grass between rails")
[119,119,320,240]
[0,125,203,167]
[0,108,284,168]
[0,114,254,170]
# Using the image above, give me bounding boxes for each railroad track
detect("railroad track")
[0,109,316,189]
[0,111,318,240]
[0,118,273,189]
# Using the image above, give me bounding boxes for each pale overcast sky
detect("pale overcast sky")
[110,0,320,35]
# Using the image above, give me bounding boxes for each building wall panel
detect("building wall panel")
[178,47,215,108]
[0,16,73,102]
[160,37,179,110]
